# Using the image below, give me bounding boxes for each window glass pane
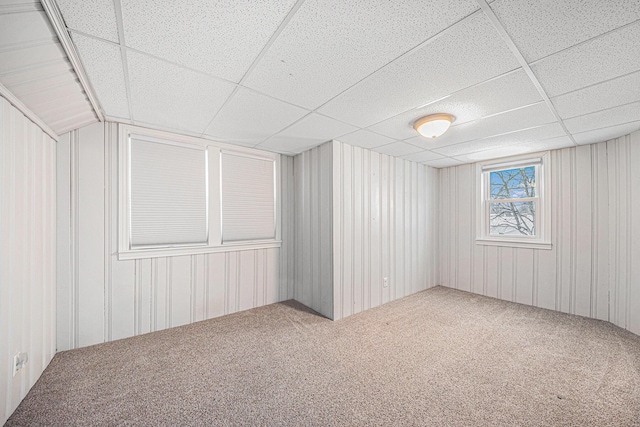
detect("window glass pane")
[489,201,535,236]
[490,166,535,199]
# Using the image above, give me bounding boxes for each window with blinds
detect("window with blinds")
[220,152,275,242]
[129,138,208,247]
[118,125,281,259]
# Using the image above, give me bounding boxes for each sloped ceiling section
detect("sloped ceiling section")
[0,0,100,135]
[49,0,640,165]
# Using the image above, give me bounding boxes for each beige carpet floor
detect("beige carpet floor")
[7,286,640,426]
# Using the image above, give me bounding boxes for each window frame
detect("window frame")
[118,124,281,260]
[476,151,551,250]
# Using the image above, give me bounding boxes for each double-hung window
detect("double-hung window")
[476,152,551,249]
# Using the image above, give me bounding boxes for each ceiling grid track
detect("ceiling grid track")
[311,10,484,115]
[475,0,578,146]
[254,9,490,150]
[528,17,640,68]
[199,0,308,138]
[112,0,135,123]
[254,10,486,150]
[40,0,105,122]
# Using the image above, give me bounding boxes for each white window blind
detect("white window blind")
[130,138,208,247]
[221,152,275,242]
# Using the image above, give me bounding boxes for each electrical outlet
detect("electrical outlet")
[383,277,388,288]
[13,352,28,376]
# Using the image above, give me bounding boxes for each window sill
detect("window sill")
[475,238,552,250]
[118,240,282,260]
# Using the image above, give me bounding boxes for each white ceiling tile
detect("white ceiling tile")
[257,113,357,154]
[57,0,119,43]
[317,13,520,128]
[244,0,478,109]
[368,69,542,140]
[433,123,566,157]
[0,11,53,46]
[572,121,640,145]
[71,33,130,119]
[406,102,557,151]
[337,130,396,150]
[400,150,444,163]
[551,71,640,119]
[203,88,309,146]
[491,0,640,62]
[121,0,297,82]
[453,136,574,163]
[530,136,577,151]
[372,142,422,157]
[564,103,640,134]
[423,157,463,168]
[127,50,236,134]
[532,22,640,97]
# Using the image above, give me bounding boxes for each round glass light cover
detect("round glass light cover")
[413,114,455,138]
[415,118,452,138]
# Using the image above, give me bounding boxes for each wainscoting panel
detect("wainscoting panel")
[56,122,294,351]
[439,130,640,336]
[0,96,57,425]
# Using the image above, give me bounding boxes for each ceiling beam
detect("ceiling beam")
[40,0,105,122]
[475,0,577,146]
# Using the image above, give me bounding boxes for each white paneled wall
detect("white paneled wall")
[294,141,439,321]
[293,142,334,319]
[0,97,56,425]
[332,141,439,320]
[56,122,294,351]
[439,131,640,336]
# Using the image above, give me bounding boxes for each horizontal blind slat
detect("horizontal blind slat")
[221,153,275,242]
[130,138,208,247]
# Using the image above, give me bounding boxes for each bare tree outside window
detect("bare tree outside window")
[488,166,536,236]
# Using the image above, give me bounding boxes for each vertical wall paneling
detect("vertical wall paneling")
[352,147,363,313]
[311,144,321,314]
[380,154,389,305]
[279,156,295,301]
[56,122,293,351]
[394,158,404,300]
[607,133,635,333]
[56,132,72,350]
[294,142,334,319]
[575,145,593,317]
[329,141,439,320]
[438,131,640,337]
[1,97,57,425]
[77,124,106,346]
[628,132,640,335]
[343,144,353,317]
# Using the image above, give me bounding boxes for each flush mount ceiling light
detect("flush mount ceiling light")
[413,113,455,138]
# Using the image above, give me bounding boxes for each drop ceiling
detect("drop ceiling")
[5,0,640,167]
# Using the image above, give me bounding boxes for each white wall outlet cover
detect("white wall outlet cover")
[383,277,389,288]
[13,352,28,376]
